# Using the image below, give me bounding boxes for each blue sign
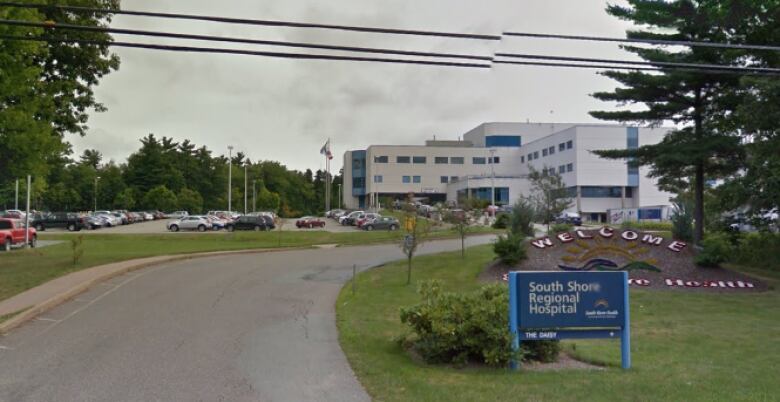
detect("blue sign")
[508,271,631,369]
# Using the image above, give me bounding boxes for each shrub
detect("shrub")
[510,199,536,237]
[619,221,673,231]
[399,281,559,366]
[732,232,780,271]
[493,233,527,265]
[548,223,573,235]
[695,232,733,268]
[671,201,694,242]
[493,213,510,229]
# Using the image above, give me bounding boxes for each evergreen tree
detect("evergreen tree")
[590,0,745,244]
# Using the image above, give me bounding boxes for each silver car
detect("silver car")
[167,216,212,232]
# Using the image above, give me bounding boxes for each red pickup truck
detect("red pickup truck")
[0,218,37,251]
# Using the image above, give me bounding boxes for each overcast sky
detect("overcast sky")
[71,0,638,173]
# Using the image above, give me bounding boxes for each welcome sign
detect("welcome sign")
[508,271,630,369]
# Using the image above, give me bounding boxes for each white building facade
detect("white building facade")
[342,122,674,223]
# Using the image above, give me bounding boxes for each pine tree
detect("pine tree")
[590,0,746,244]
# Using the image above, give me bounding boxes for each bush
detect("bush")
[695,232,733,268]
[493,213,510,229]
[619,221,673,231]
[493,233,527,265]
[510,199,536,237]
[548,223,573,235]
[732,232,780,271]
[399,281,559,366]
[671,202,694,242]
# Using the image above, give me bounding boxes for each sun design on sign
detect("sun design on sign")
[559,237,661,273]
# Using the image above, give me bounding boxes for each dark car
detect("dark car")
[363,216,400,231]
[261,215,276,230]
[226,215,269,232]
[32,212,87,232]
[556,212,582,226]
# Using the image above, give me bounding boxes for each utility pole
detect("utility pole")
[14,179,19,210]
[228,145,233,213]
[94,176,101,212]
[337,183,342,209]
[489,149,496,207]
[253,180,257,213]
[24,175,30,248]
[244,163,248,215]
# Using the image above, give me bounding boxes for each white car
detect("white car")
[166,211,189,219]
[340,211,364,225]
[167,216,212,232]
[94,213,121,227]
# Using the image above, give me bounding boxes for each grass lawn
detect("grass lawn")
[0,227,498,303]
[336,245,780,402]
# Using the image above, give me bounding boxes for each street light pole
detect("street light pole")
[489,149,496,207]
[337,183,342,209]
[14,179,19,210]
[24,175,30,248]
[228,145,233,213]
[253,180,257,213]
[244,163,248,215]
[94,176,101,212]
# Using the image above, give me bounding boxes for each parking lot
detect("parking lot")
[36,217,365,234]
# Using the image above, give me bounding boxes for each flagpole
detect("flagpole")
[325,138,331,214]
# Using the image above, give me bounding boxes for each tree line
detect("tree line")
[1,134,342,217]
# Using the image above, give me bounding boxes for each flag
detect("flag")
[320,140,333,160]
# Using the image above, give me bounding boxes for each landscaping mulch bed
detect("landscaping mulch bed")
[481,230,767,292]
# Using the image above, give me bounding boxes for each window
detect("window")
[521,156,525,163]
[450,157,464,164]
[625,187,634,198]
[397,156,410,164]
[549,146,555,155]
[542,148,548,157]
[450,176,459,183]
[413,156,427,164]
[413,176,421,183]
[527,153,532,161]
[374,155,388,163]
[559,165,566,174]
[353,159,363,169]
[373,175,383,183]
[473,157,486,164]
[489,156,500,164]
[581,186,623,198]
[566,140,573,149]
[559,143,566,152]
[435,156,448,164]
[402,176,411,183]
[352,177,365,188]
[567,163,573,172]
[440,176,449,183]
[548,168,556,175]
[533,151,539,159]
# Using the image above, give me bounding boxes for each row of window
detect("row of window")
[372,175,461,184]
[373,156,499,165]
[521,140,573,163]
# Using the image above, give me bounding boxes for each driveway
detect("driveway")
[0,235,495,401]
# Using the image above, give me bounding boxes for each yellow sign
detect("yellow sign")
[404,216,416,231]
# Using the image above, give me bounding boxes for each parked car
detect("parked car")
[356,213,381,228]
[31,212,87,232]
[206,215,228,231]
[167,216,212,232]
[340,211,364,226]
[1,210,25,219]
[362,216,400,231]
[0,218,37,251]
[93,212,121,227]
[296,217,326,228]
[165,211,189,219]
[556,212,582,226]
[225,215,269,232]
[261,215,276,230]
[326,209,345,219]
[85,215,106,230]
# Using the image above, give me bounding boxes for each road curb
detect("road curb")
[0,247,304,334]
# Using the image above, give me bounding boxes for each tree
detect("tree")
[401,195,430,285]
[445,210,471,259]
[509,198,536,238]
[526,166,572,232]
[177,188,204,214]
[79,149,103,169]
[142,185,178,212]
[590,0,746,244]
[255,181,281,212]
[113,188,136,210]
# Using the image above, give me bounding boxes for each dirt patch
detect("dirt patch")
[482,228,767,292]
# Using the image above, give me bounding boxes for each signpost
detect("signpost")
[508,271,630,369]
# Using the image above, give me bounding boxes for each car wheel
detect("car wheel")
[198,225,206,232]
[67,224,76,232]
[227,225,235,232]
[170,225,179,232]
[366,225,374,231]
[254,225,261,231]
[308,223,313,229]
[35,224,43,231]
[2,238,10,252]
[390,224,398,231]
[30,235,37,248]
[212,226,220,231]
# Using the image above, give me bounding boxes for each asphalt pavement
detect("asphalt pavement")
[0,235,496,402]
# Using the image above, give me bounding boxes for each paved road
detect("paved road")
[0,235,495,402]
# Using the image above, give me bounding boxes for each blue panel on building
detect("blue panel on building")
[352,150,366,196]
[638,208,662,220]
[627,128,639,187]
[485,136,521,147]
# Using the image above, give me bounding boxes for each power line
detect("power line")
[0,19,493,61]
[496,52,780,74]
[493,59,780,76]
[0,2,501,41]
[503,31,780,52]
[0,35,492,69]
